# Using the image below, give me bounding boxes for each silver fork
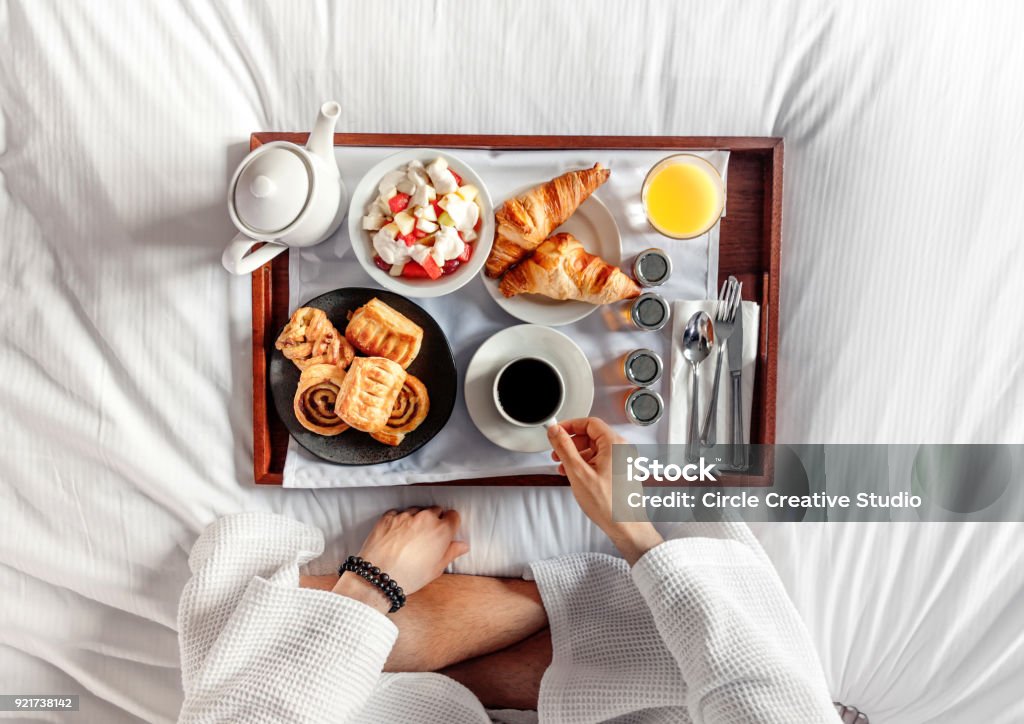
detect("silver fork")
[699,276,740,447]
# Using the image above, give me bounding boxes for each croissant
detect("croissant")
[370,374,430,447]
[485,164,610,278]
[498,233,642,304]
[293,364,350,436]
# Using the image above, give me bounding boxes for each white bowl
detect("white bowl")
[347,149,494,298]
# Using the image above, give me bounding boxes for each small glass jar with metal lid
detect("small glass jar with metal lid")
[621,348,663,387]
[629,292,671,332]
[632,248,672,287]
[624,388,664,426]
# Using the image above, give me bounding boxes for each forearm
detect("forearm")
[302,572,548,672]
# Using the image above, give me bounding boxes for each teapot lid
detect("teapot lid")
[234,147,310,233]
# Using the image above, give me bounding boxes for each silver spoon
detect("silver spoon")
[682,311,714,462]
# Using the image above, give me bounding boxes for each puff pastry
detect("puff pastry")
[276,306,355,370]
[335,356,408,433]
[370,374,430,446]
[293,364,350,436]
[345,298,423,369]
[498,233,642,304]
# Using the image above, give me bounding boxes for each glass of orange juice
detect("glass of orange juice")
[642,154,725,239]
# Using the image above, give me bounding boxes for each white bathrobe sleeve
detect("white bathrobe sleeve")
[177,513,398,724]
[630,522,837,723]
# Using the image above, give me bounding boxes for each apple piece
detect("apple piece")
[393,210,416,235]
[425,185,437,201]
[416,218,439,234]
[362,213,386,231]
[380,222,400,239]
[389,261,406,277]
[456,184,479,202]
[396,178,415,195]
[438,211,455,228]
[419,203,437,221]
[379,185,397,202]
[461,228,478,242]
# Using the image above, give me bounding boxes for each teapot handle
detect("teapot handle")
[222,233,288,274]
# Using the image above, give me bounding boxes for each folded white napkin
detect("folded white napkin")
[668,300,760,449]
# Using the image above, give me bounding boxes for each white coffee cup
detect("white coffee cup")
[492,357,565,428]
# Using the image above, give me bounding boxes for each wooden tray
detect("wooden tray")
[251,134,782,486]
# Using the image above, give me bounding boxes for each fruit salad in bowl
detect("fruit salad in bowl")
[348,150,494,298]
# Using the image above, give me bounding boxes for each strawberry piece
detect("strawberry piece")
[442,259,461,275]
[399,232,417,247]
[450,169,463,186]
[373,255,392,272]
[412,228,428,239]
[402,261,429,278]
[388,193,410,214]
[431,200,444,218]
[457,243,472,263]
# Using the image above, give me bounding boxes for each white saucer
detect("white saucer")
[483,193,622,327]
[465,325,594,453]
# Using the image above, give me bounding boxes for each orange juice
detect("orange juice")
[642,155,725,238]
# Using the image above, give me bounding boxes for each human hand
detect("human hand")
[548,418,662,565]
[333,507,469,612]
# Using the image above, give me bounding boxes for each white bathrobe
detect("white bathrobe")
[177,513,836,723]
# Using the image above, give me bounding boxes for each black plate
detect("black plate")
[270,288,457,466]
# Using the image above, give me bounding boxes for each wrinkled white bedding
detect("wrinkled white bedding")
[1,1,1022,722]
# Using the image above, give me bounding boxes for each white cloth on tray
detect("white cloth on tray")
[177,513,835,723]
[669,300,760,450]
[284,148,729,487]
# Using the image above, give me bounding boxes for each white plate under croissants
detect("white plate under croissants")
[483,190,623,326]
[269,288,457,466]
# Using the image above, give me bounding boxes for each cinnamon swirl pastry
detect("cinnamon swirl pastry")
[370,374,430,446]
[293,364,350,436]
[276,307,355,370]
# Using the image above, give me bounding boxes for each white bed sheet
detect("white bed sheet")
[1,1,1023,722]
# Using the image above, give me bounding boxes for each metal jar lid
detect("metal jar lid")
[629,292,671,331]
[633,248,672,287]
[625,388,664,426]
[623,349,663,386]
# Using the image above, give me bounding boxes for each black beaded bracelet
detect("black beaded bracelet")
[338,556,406,614]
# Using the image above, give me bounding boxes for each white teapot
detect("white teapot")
[221,101,347,274]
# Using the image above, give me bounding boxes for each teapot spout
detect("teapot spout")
[306,101,340,161]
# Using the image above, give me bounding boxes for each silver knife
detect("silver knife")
[728,283,747,469]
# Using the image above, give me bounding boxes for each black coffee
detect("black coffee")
[497,358,562,424]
